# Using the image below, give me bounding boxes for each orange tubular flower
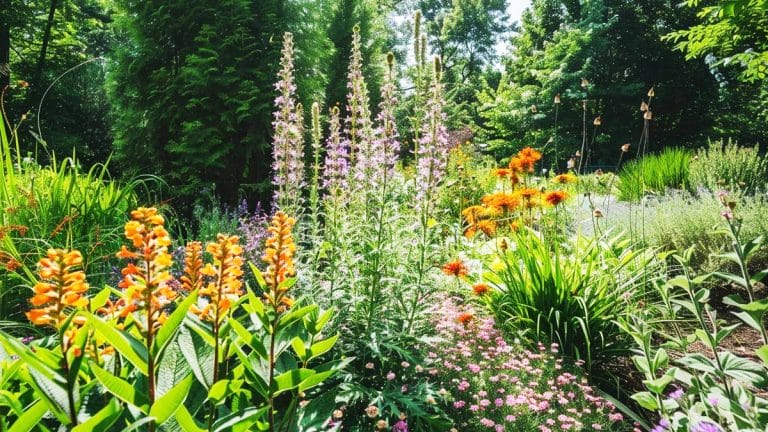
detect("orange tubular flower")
[544,190,570,207]
[116,207,176,335]
[193,235,244,323]
[262,211,297,312]
[25,249,89,354]
[180,241,203,292]
[442,259,469,278]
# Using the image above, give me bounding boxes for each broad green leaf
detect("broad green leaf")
[72,398,122,432]
[631,391,659,410]
[278,305,317,329]
[177,326,213,388]
[25,367,71,424]
[154,291,198,358]
[90,287,113,314]
[91,363,149,412]
[291,337,306,361]
[249,262,267,289]
[176,405,206,432]
[643,373,674,394]
[88,313,148,374]
[298,370,337,393]
[230,318,268,358]
[0,331,59,380]
[307,334,339,361]
[310,308,334,334]
[756,345,768,367]
[272,369,315,396]
[149,374,193,425]
[720,352,765,385]
[8,399,48,432]
[652,348,669,370]
[121,417,157,432]
[212,406,269,432]
[208,379,243,405]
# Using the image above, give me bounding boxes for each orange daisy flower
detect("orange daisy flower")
[552,173,577,184]
[472,283,490,296]
[442,259,469,278]
[456,312,474,326]
[544,190,570,206]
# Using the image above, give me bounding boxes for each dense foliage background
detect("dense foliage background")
[2,0,766,207]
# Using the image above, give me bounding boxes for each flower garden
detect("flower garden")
[2,4,768,432]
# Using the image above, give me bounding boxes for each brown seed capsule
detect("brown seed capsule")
[640,101,648,112]
[644,111,653,120]
[593,116,602,126]
[621,143,630,152]
[647,87,655,97]
[554,94,561,104]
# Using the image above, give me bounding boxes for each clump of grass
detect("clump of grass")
[617,147,691,202]
[689,138,768,195]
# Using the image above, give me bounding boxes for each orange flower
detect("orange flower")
[262,211,297,312]
[544,190,570,206]
[116,207,176,335]
[180,241,203,292]
[476,220,497,237]
[25,249,89,355]
[472,283,490,296]
[442,259,469,278]
[461,205,486,225]
[494,168,511,178]
[552,173,577,184]
[515,188,540,200]
[482,192,519,212]
[192,235,244,323]
[518,147,542,163]
[456,312,474,325]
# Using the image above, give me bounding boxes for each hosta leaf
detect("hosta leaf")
[88,313,148,374]
[72,398,122,432]
[91,363,149,412]
[8,399,48,432]
[149,374,193,425]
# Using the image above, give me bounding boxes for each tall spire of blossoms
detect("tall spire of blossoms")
[271,32,305,213]
[323,106,349,196]
[371,52,401,187]
[416,56,450,208]
[344,25,375,187]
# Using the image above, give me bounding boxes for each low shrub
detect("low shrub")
[689,138,768,195]
[617,148,691,202]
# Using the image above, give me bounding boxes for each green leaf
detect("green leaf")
[652,348,669,370]
[631,391,659,410]
[756,345,768,367]
[88,313,148,374]
[291,337,306,361]
[208,379,243,405]
[249,262,267,289]
[310,308,334,334]
[154,291,198,358]
[176,405,206,432]
[177,326,213,388]
[298,370,337,393]
[720,351,765,385]
[90,287,113,314]
[8,399,48,432]
[230,318,268,358]
[149,374,193,425]
[643,373,674,395]
[121,417,157,432]
[91,363,149,412]
[278,305,317,329]
[25,367,70,424]
[212,406,269,432]
[72,398,122,432]
[272,369,315,396]
[308,334,339,362]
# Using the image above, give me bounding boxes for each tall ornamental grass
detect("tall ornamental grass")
[617,148,691,202]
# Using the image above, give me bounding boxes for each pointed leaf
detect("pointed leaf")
[154,291,198,358]
[212,406,269,432]
[230,318,268,358]
[630,392,659,410]
[176,405,206,432]
[178,326,213,389]
[756,345,768,367]
[91,363,149,412]
[298,370,337,393]
[308,334,339,362]
[8,399,48,432]
[149,374,193,425]
[272,369,315,396]
[72,398,122,432]
[88,314,148,374]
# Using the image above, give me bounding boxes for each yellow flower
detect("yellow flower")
[552,173,577,184]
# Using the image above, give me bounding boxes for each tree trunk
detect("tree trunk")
[33,0,59,89]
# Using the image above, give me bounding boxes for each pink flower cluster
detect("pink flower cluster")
[429,298,627,431]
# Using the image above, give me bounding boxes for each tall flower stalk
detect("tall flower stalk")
[345,25,375,191]
[271,32,305,214]
[115,207,176,430]
[261,211,297,431]
[26,248,89,426]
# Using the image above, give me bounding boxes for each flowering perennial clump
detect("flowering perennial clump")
[191,234,244,323]
[430,299,627,431]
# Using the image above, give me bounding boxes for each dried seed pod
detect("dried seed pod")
[593,116,602,126]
